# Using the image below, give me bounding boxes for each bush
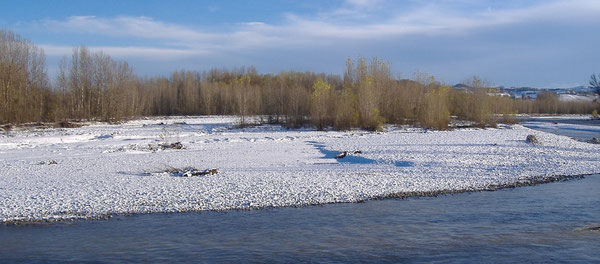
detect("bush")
[502,111,518,124]
[309,78,333,130]
[418,86,450,130]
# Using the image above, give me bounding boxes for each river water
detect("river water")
[1,120,599,263]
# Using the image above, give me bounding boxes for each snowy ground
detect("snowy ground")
[1,116,600,223]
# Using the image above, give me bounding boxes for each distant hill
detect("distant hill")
[558,94,595,102]
[453,84,598,100]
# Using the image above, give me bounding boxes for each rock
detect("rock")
[526,134,540,145]
[39,160,57,165]
[587,137,600,144]
[353,150,362,154]
[335,151,348,159]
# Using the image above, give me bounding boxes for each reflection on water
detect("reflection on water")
[1,119,599,263]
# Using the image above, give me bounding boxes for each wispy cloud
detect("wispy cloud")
[39,44,209,60]
[38,0,600,57]
[345,0,381,7]
[43,15,217,44]
[29,0,600,86]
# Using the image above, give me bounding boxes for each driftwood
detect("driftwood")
[183,168,219,177]
[335,150,363,159]
[153,166,219,177]
[160,142,184,150]
[335,151,347,159]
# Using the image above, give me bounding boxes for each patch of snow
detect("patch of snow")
[558,94,595,102]
[1,116,600,223]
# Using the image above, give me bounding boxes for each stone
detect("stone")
[335,151,348,159]
[587,137,600,144]
[526,134,540,145]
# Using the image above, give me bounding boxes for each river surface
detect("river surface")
[521,116,600,142]
[1,119,599,263]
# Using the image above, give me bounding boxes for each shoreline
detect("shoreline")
[2,116,600,226]
[2,173,592,226]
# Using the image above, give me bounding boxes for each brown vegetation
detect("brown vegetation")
[1,29,599,130]
[0,29,50,124]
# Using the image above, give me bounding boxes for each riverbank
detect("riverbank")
[2,116,600,224]
[3,174,599,262]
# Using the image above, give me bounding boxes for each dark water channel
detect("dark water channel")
[1,120,599,263]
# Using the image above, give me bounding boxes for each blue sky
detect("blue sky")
[1,0,599,87]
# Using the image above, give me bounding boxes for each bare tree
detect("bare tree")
[310,78,332,130]
[0,29,50,124]
[418,86,450,130]
[591,74,600,95]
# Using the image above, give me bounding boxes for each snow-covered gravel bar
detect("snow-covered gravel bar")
[1,116,599,223]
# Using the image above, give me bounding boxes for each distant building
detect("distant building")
[517,91,538,100]
[487,92,511,97]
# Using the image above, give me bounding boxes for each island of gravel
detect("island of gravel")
[1,116,599,224]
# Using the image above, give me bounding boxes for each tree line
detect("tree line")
[1,29,598,130]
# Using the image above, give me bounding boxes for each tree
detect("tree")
[233,74,252,126]
[590,74,600,95]
[333,87,359,130]
[57,46,140,121]
[357,76,384,130]
[418,86,450,130]
[535,91,559,114]
[455,76,497,127]
[310,78,332,130]
[0,29,50,124]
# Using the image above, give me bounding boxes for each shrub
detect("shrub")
[418,86,450,130]
[309,78,333,130]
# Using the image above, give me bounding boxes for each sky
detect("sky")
[1,0,599,87]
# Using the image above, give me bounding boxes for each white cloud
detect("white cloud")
[43,15,217,44]
[40,44,210,60]
[34,0,600,66]
[344,0,381,8]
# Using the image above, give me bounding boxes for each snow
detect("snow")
[558,94,595,102]
[1,116,600,223]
